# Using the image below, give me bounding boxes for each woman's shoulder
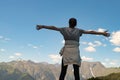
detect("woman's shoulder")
[60,27,84,31]
[75,27,84,30]
[59,27,68,30]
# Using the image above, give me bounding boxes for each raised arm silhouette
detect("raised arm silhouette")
[36,18,110,80]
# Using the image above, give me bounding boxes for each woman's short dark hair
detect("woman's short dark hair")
[69,18,77,28]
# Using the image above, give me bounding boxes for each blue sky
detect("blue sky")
[0,0,120,67]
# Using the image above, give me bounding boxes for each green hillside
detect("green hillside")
[88,72,120,80]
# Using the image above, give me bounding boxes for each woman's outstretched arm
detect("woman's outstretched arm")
[83,30,110,37]
[36,25,60,31]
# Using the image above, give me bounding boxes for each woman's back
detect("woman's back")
[60,27,83,42]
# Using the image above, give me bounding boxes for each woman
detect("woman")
[36,18,110,80]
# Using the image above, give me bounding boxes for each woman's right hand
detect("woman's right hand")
[103,30,110,37]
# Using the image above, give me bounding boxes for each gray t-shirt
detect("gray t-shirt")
[59,27,84,42]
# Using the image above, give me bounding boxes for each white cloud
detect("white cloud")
[0,36,3,39]
[28,44,32,46]
[102,59,120,67]
[15,53,22,57]
[109,62,117,65]
[81,41,87,45]
[94,41,102,46]
[97,28,106,32]
[88,41,103,47]
[0,48,5,52]
[49,54,62,63]
[33,46,38,49]
[61,40,65,44]
[110,31,120,46]
[88,42,96,47]
[101,62,106,66]
[82,41,106,47]
[103,44,107,47]
[27,44,39,49]
[0,35,11,41]
[81,56,93,61]
[84,46,96,52]
[9,52,23,60]
[113,47,120,52]
[83,41,107,52]
[9,56,15,59]
[109,60,118,66]
[9,52,22,60]
[4,38,11,41]
[105,58,110,62]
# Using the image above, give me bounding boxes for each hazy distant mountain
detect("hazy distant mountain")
[0,62,34,80]
[0,60,120,80]
[80,61,106,79]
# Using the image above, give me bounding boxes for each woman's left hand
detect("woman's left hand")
[36,25,43,30]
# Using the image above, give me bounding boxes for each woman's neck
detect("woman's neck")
[69,26,75,29]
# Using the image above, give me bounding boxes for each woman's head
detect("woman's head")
[69,18,77,28]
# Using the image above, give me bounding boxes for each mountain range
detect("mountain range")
[0,60,120,80]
